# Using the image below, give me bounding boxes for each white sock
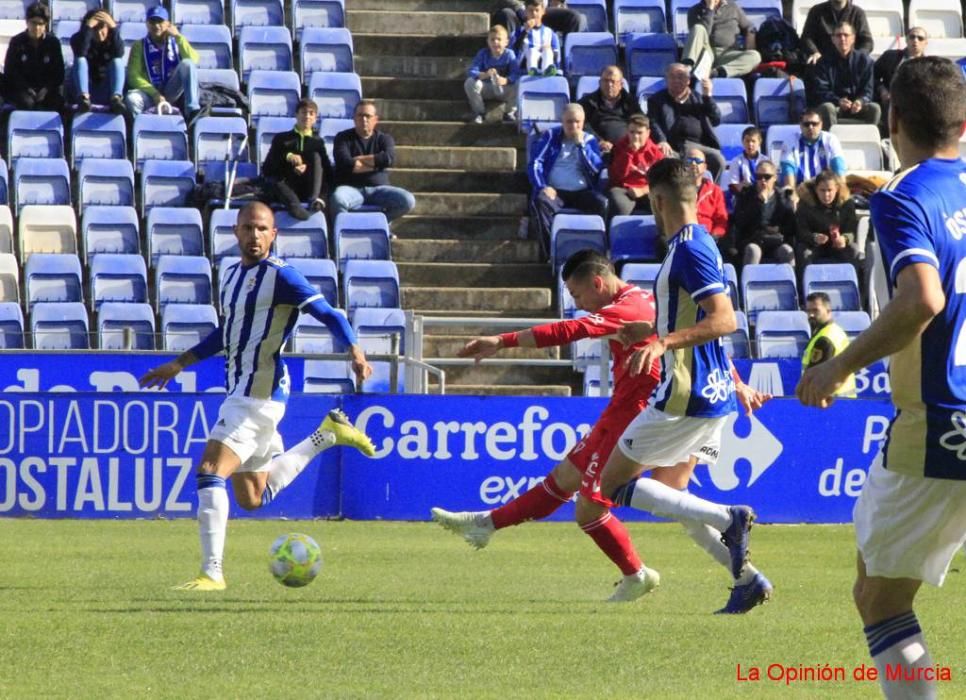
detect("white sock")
[263,428,336,504]
[865,612,936,699]
[197,475,228,581]
[527,46,540,70]
[624,478,732,531]
[680,518,759,583]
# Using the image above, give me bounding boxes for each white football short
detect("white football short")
[616,404,729,467]
[208,396,286,472]
[854,454,966,587]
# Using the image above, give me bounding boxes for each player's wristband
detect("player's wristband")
[499,332,519,348]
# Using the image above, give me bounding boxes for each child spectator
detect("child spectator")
[71,9,125,113]
[721,126,764,196]
[607,115,665,216]
[3,2,65,111]
[263,99,333,221]
[512,0,561,77]
[465,25,519,124]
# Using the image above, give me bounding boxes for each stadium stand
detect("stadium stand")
[274,212,328,259]
[8,112,64,165]
[162,302,219,351]
[517,75,570,133]
[18,205,76,263]
[742,263,799,325]
[292,0,345,39]
[77,159,135,213]
[568,0,608,33]
[97,302,156,350]
[154,255,213,310]
[307,71,362,119]
[550,214,607,272]
[299,26,354,85]
[342,260,400,313]
[802,263,862,311]
[71,113,127,170]
[30,301,89,350]
[81,207,140,265]
[132,114,190,169]
[286,257,339,306]
[0,252,19,303]
[0,301,24,348]
[24,253,83,310]
[333,211,391,272]
[181,24,232,69]
[147,208,205,266]
[755,310,812,359]
[89,253,149,309]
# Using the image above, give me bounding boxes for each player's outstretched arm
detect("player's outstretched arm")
[458,330,538,363]
[348,344,373,385]
[139,352,195,390]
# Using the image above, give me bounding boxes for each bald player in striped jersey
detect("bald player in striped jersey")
[798,57,966,700]
[140,201,376,591]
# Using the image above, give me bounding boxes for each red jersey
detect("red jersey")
[608,135,665,189]
[529,284,660,417]
[697,178,728,238]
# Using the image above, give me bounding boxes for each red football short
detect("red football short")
[568,409,638,508]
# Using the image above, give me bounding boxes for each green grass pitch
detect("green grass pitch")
[1,520,964,699]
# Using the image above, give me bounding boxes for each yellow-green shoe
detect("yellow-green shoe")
[172,574,226,591]
[321,409,375,457]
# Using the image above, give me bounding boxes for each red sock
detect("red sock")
[490,473,573,530]
[580,511,643,575]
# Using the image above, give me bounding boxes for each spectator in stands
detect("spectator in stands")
[3,2,65,111]
[721,125,764,196]
[511,0,561,76]
[801,0,873,64]
[492,0,585,38]
[726,158,796,268]
[802,290,855,397]
[465,25,520,124]
[262,99,333,221]
[527,102,606,258]
[779,108,847,189]
[578,65,643,155]
[688,146,728,242]
[811,21,879,130]
[331,99,416,224]
[874,28,928,125]
[681,0,761,79]
[647,63,726,179]
[607,115,665,217]
[795,169,859,271]
[125,6,200,118]
[71,9,125,114]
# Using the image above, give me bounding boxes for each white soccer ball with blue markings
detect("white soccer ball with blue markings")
[269,533,323,587]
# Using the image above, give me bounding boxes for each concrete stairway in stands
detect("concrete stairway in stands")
[349,0,581,395]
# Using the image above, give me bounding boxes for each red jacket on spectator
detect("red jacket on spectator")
[697,178,728,238]
[607,135,665,189]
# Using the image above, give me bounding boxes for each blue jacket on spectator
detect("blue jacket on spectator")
[467,47,521,83]
[811,49,875,106]
[527,126,603,193]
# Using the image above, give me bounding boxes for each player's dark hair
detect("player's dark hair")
[806,291,831,307]
[561,249,614,282]
[647,157,697,202]
[741,126,762,141]
[890,56,966,150]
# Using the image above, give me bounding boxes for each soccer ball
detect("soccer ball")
[269,533,323,587]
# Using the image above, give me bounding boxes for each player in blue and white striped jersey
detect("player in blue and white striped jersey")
[779,108,847,189]
[140,201,376,591]
[798,57,966,699]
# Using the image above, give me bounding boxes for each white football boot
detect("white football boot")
[430,507,495,550]
[607,566,661,603]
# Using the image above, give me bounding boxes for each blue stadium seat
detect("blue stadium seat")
[172,0,224,26]
[24,253,83,310]
[110,0,154,24]
[285,257,338,306]
[71,113,127,170]
[90,253,149,309]
[118,22,147,64]
[133,114,190,170]
[0,0,29,17]
[724,262,740,308]
[192,116,250,170]
[55,20,80,69]
[613,0,666,36]
[668,0,692,40]
[52,0,99,22]
[197,67,242,92]
[98,302,156,350]
[0,301,24,348]
[557,271,577,318]
[308,71,362,119]
[140,160,196,215]
[582,363,605,396]
[571,310,604,368]
[333,211,391,272]
[248,70,301,126]
[575,75,622,101]
[550,214,607,272]
[0,252,18,302]
[351,306,407,393]
[162,303,218,351]
[78,159,135,213]
[237,26,292,83]
[715,123,755,161]
[300,27,354,85]
[564,32,618,83]
[292,308,349,353]
[610,215,661,267]
[316,117,354,162]
[754,78,806,129]
[13,158,71,213]
[181,24,232,69]
[292,0,345,40]
[147,207,205,266]
[836,310,871,339]
[765,123,802,162]
[742,263,798,325]
[723,310,751,358]
[755,310,811,358]
[231,0,284,35]
[625,33,678,81]
[635,75,666,111]
[30,301,90,349]
[274,211,328,259]
[8,111,64,165]
[155,255,213,310]
[209,208,240,263]
[517,75,570,133]
[735,0,782,27]
[566,0,607,32]
[802,263,861,311]
[0,206,11,254]
[0,161,9,205]
[343,259,400,312]
[705,78,749,124]
[303,360,354,393]
[18,206,77,262]
[255,116,297,169]
[81,206,140,264]
[622,262,661,292]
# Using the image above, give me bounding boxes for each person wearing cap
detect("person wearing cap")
[125,5,200,118]
[2,1,65,111]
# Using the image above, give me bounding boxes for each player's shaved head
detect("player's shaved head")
[235,201,277,263]
[561,249,615,283]
[890,57,966,150]
[239,200,275,224]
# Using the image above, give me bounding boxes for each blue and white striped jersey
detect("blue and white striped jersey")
[779,130,845,182]
[651,223,737,418]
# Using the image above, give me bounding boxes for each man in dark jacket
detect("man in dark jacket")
[646,62,725,179]
[577,65,643,154]
[4,2,65,111]
[725,159,796,268]
[331,99,416,223]
[873,28,928,124]
[71,9,125,113]
[801,0,873,64]
[811,21,879,129]
[263,99,334,221]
